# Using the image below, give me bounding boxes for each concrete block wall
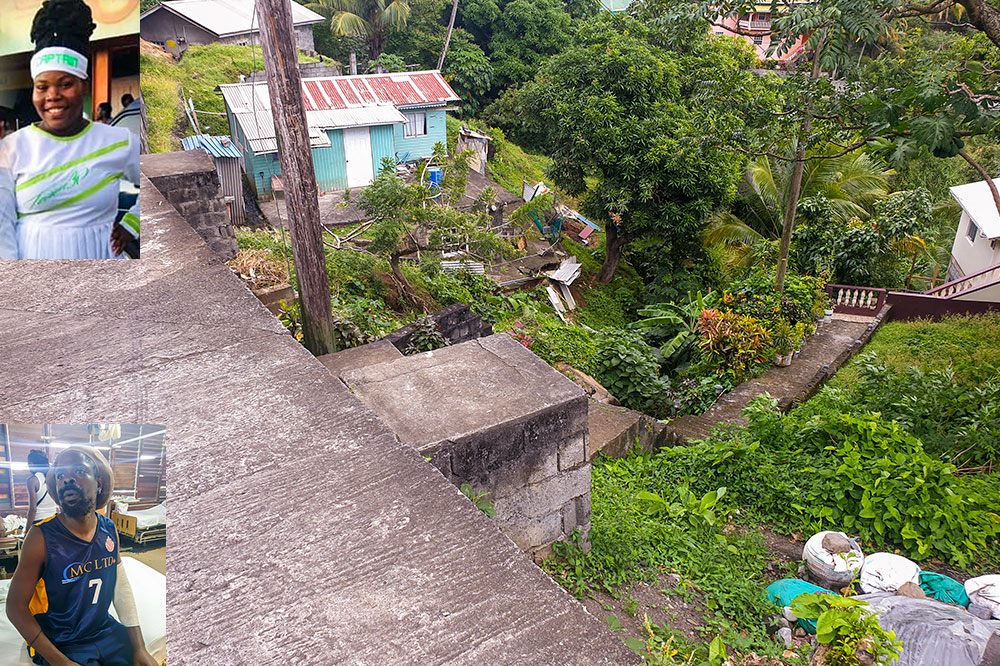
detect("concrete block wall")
[341,334,592,560]
[428,392,592,560]
[383,302,492,352]
[140,150,238,261]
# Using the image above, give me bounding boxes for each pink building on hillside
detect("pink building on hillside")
[714,7,810,64]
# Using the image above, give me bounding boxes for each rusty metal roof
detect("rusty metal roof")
[219,71,458,154]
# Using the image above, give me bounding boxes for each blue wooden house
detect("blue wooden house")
[218,71,460,198]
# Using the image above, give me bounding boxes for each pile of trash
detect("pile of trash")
[763,530,1000,666]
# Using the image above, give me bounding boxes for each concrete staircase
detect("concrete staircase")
[665,308,890,444]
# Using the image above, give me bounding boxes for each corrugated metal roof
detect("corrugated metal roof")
[144,0,324,37]
[181,133,244,158]
[951,178,1000,239]
[219,71,456,154]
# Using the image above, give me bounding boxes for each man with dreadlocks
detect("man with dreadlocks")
[0,0,139,259]
[5,446,158,666]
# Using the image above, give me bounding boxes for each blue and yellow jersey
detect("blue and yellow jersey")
[29,513,119,649]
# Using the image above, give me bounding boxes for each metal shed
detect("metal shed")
[181,134,246,225]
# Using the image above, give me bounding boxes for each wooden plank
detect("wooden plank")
[558,283,576,310]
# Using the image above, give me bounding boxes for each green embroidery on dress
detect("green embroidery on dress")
[18,171,123,218]
[17,140,128,191]
[30,167,90,207]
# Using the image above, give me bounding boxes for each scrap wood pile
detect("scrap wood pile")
[763,529,1000,666]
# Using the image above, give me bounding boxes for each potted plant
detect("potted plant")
[772,320,795,366]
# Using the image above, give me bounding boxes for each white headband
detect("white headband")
[30,46,88,80]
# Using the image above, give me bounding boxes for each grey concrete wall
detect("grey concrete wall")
[141,150,238,261]
[383,302,491,351]
[343,334,593,560]
[0,178,639,665]
[246,61,343,84]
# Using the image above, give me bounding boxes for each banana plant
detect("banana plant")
[629,291,718,366]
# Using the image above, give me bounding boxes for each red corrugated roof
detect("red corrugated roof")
[295,71,458,110]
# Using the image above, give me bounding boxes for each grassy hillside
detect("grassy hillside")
[445,115,552,195]
[828,312,1000,389]
[140,43,319,153]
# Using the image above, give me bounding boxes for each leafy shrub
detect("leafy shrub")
[818,354,1000,470]
[791,595,902,666]
[528,319,599,370]
[739,397,1000,567]
[696,309,772,383]
[404,317,450,355]
[587,330,668,415]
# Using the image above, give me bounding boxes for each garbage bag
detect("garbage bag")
[919,571,970,607]
[852,594,1000,666]
[763,578,833,634]
[858,552,920,594]
[802,530,864,585]
[965,575,1000,619]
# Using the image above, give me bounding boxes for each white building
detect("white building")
[938,177,1000,302]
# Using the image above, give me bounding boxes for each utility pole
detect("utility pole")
[437,0,460,71]
[256,0,336,355]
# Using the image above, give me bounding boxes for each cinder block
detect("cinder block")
[499,511,563,551]
[527,447,559,485]
[574,494,591,525]
[493,465,591,521]
[558,432,586,471]
[560,499,577,533]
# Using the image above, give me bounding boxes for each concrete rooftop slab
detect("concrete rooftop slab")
[0,173,637,665]
[342,334,586,449]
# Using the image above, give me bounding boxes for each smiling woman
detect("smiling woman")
[0,0,139,260]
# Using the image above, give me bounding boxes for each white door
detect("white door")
[343,127,374,188]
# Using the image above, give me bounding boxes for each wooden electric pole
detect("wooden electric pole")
[255,0,336,355]
[437,0,459,71]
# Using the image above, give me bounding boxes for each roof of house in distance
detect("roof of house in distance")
[951,177,1000,239]
[140,0,325,37]
[218,71,460,154]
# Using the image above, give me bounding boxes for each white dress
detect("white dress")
[0,121,139,259]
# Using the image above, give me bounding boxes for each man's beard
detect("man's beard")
[58,489,95,518]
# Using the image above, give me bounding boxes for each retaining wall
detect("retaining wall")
[141,150,238,260]
[342,334,593,560]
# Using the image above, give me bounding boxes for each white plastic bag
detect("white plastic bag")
[802,530,864,585]
[965,575,1000,620]
[858,552,920,594]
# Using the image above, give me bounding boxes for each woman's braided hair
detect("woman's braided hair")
[30,0,96,56]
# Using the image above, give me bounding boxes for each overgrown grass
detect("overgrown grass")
[141,43,319,153]
[547,449,792,661]
[828,313,1000,389]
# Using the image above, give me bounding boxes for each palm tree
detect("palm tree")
[704,149,892,271]
[307,0,411,63]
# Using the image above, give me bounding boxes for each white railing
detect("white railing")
[927,263,1000,298]
[827,285,886,313]
[738,20,772,30]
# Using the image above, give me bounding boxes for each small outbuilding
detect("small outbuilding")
[181,134,246,225]
[219,70,460,198]
[140,0,324,56]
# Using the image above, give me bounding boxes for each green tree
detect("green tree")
[306,0,411,61]
[705,149,892,270]
[358,149,512,308]
[656,0,1000,289]
[501,15,749,282]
